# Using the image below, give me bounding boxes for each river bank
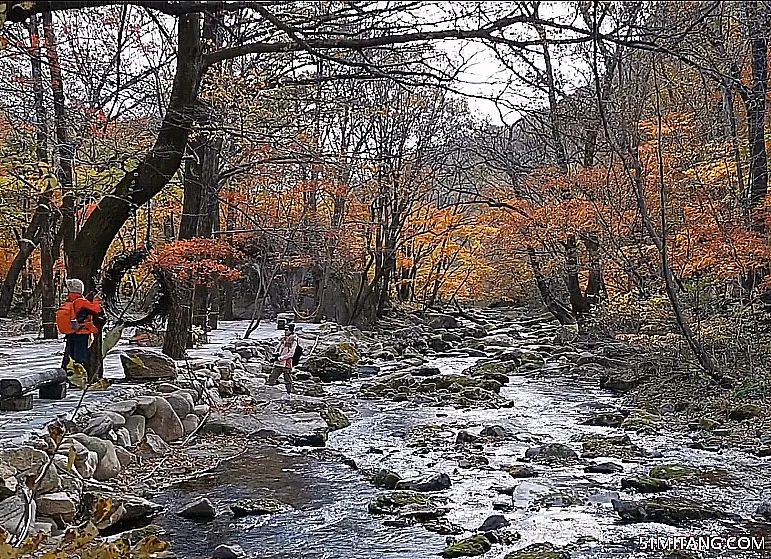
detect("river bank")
[123,306,771,558]
[2,307,770,558]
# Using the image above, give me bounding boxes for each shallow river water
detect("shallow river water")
[154,353,771,559]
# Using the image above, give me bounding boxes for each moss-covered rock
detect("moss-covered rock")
[231,498,293,518]
[466,360,519,379]
[525,443,579,462]
[612,497,724,525]
[728,403,764,421]
[372,469,401,489]
[583,411,626,427]
[320,406,350,431]
[621,476,670,493]
[581,433,642,459]
[621,410,660,432]
[324,342,360,364]
[535,492,577,508]
[649,464,697,481]
[442,535,492,558]
[504,542,569,559]
[507,464,537,478]
[367,491,443,515]
[647,463,729,486]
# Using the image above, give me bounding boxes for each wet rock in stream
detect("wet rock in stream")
[177,497,216,520]
[620,475,670,493]
[367,491,449,518]
[611,497,726,525]
[580,433,643,459]
[584,461,623,474]
[524,443,579,463]
[230,498,294,518]
[506,465,537,478]
[479,514,510,532]
[504,542,570,559]
[441,534,492,558]
[394,472,451,492]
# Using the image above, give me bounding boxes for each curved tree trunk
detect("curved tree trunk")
[67,13,203,292]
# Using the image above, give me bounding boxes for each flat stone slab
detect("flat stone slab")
[204,411,328,447]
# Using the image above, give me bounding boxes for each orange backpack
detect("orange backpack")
[56,300,80,334]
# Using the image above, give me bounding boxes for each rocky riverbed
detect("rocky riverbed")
[2,308,771,558]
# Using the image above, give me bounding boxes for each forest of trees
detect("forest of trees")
[0,1,770,376]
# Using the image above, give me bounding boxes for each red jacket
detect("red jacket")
[68,292,102,334]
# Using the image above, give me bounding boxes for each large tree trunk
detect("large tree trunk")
[741,1,769,212]
[0,15,50,318]
[527,247,575,325]
[162,274,193,360]
[67,13,203,292]
[43,11,75,261]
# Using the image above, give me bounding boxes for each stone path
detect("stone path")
[0,320,298,446]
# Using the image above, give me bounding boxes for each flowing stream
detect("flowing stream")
[153,347,771,559]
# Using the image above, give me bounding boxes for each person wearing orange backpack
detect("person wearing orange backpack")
[57,278,102,371]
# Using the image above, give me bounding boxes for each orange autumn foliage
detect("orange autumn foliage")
[145,238,245,285]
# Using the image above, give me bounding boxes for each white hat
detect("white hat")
[66,278,84,294]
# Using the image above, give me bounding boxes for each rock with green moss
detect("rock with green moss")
[621,410,660,432]
[320,406,350,431]
[728,404,764,421]
[323,341,360,364]
[534,492,577,508]
[372,469,402,489]
[231,498,293,518]
[504,542,569,559]
[648,464,697,481]
[465,360,518,379]
[612,497,724,525]
[441,535,492,558]
[525,443,579,462]
[367,491,447,516]
[301,355,355,382]
[621,476,670,493]
[647,463,729,486]
[581,433,642,459]
[583,411,626,427]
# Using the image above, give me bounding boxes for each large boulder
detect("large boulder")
[612,497,724,525]
[423,312,460,330]
[70,434,122,481]
[35,492,78,522]
[120,349,178,382]
[164,391,194,421]
[124,415,146,445]
[300,356,355,383]
[204,411,329,447]
[145,396,185,442]
[395,473,451,492]
[323,342,360,365]
[0,446,59,493]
